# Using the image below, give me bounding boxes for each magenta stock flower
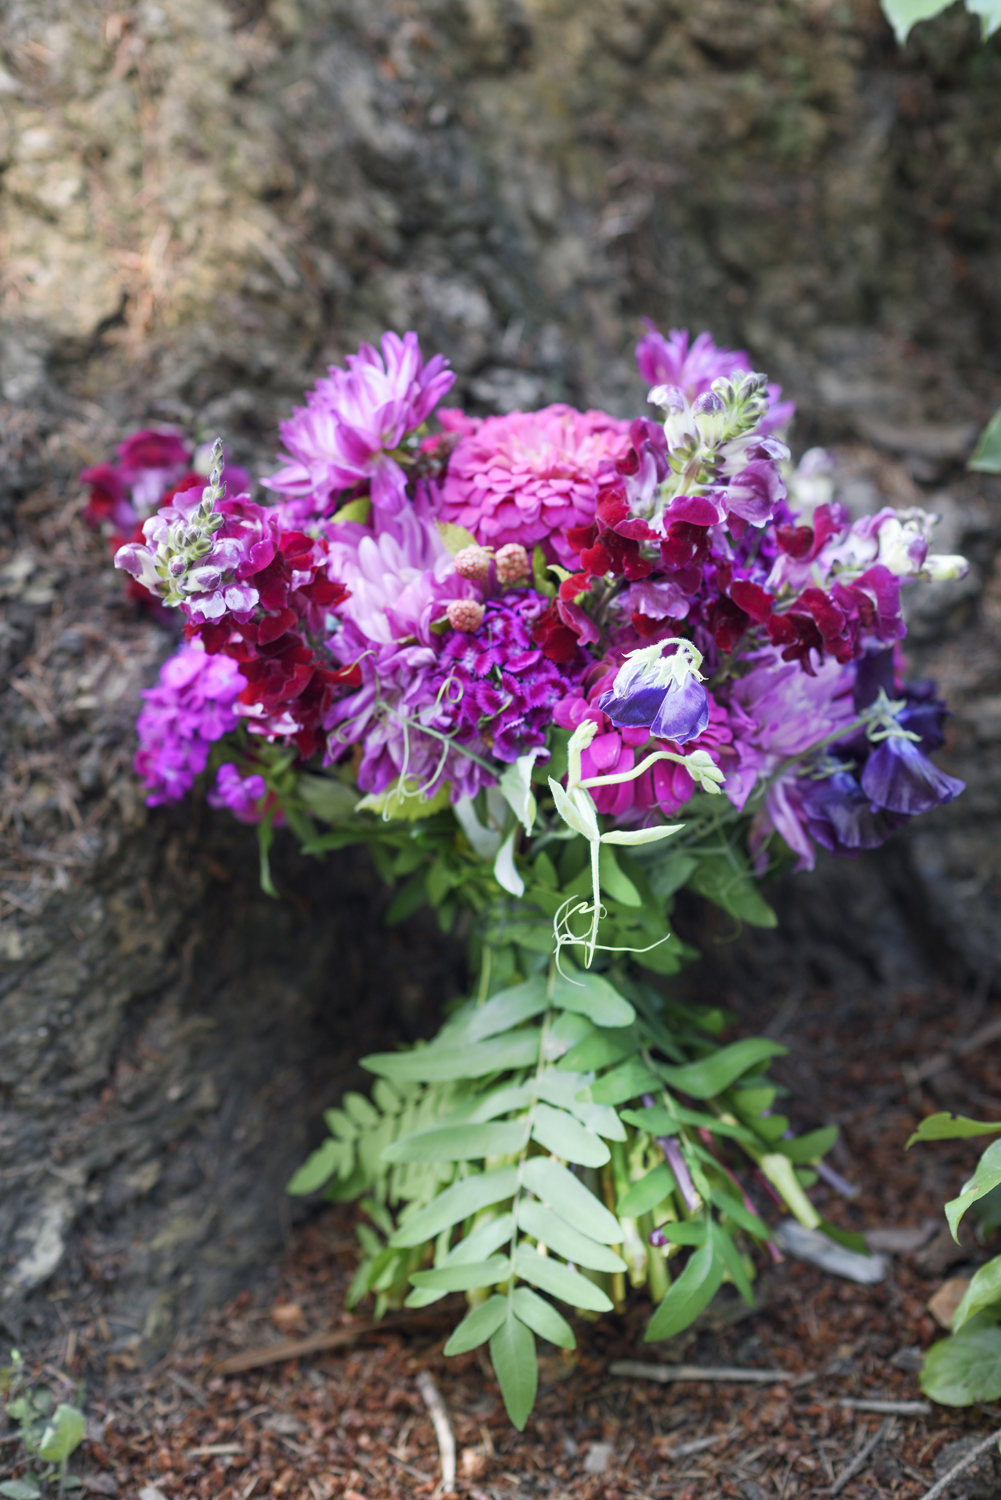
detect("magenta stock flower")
[134,643,247,806]
[436,404,632,567]
[208,763,269,822]
[265,332,455,515]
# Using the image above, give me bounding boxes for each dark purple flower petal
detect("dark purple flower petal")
[598,683,669,728]
[801,769,909,852]
[860,736,965,815]
[649,676,709,744]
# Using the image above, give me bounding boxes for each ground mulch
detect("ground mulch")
[6,978,1001,1500]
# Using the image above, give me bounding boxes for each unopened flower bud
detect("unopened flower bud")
[453,545,493,581]
[922,553,970,582]
[494,543,529,584]
[692,389,727,443]
[446,599,485,632]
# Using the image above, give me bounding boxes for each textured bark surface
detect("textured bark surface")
[1,0,1000,1355]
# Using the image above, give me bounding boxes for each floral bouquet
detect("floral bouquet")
[95,323,968,1427]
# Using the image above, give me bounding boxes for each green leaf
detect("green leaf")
[363,1028,542,1082]
[440,1213,515,1267]
[776,1126,838,1163]
[709,1188,771,1241]
[531,1103,609,1167]
[658,1039,787,1100]
[287,1138,343,1195]
[463,976,548,1043]
[382,1120,527,1164]
[598,844,642,906]
[38,1403,85,1463]
[645,1238,723,1342]
[953,1256,1001,1333]
[643,849,697,898]
[658,1222,708,1246]
[687,855,777,927]
[384,871,429,925]
[0,1483,42,1500]
[513,1244,613,1312]
[620,1103,758,1147]
[709,1220,753,1306]
[559,1026,638,1073]
[880,0,963,44]
[511,1286,576,1349]
[921,1320,1001,1405]
[947,1140,1001,1241]
[907,1112,1001,1147]
[617,1163,677,1219]
[391,1168,520,1247]
[336,495,373,524]
[444,1294,509,1354]
[551,968,636,1028]
[518,1200,626,1272]
[343,1091,381,1127]
[522,1157,622,1244]
[534,1068,626,1141]
[296,773,360,823]
[409,1255,511,1293]
[588,1055,661,1105]
[490,1306,538,1430]
[357,776,452,822]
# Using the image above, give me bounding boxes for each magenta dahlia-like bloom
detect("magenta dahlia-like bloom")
[264,332,455,515]
[636,322,795,435]
[323,507,491,800]
[134,642,247,806]
[436,404,632,568]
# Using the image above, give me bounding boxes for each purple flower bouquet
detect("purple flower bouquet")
[97,324,968,1426]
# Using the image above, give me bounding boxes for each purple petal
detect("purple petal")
[598,683,669,728]
[649,677,709,744]
[860,737,965,815]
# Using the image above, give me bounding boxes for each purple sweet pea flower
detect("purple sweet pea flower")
[860,734,965,816]
[597,640,709,744]
[800,766,909,853]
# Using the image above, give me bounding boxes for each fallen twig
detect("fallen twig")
[609,1360,795,1385]
[916,1425,1001,1500]
[667,1427,739,1460]
[828,1417,895,1497]
[167,1370,208,1407]
[837,1398,930,1415]
[416,1369,456,1495]
[212,1307,452,1374]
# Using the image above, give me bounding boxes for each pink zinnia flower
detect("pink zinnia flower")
[436,404,632,568]
[264,332,455,515]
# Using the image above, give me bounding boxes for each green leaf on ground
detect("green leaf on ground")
[946,1140,1001,1240]
[907,1112,1001,1147]
[921,1319,1001,1405]
[953,1256,1001,1333]
[518,1200,626,1272]
[511,1287,576,1348]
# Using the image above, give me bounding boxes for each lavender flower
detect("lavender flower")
[265,332,455,515]
[134,643,247,806]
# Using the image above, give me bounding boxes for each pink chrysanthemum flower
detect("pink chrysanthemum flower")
[436,404,631,568]
[264,331,455,516]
